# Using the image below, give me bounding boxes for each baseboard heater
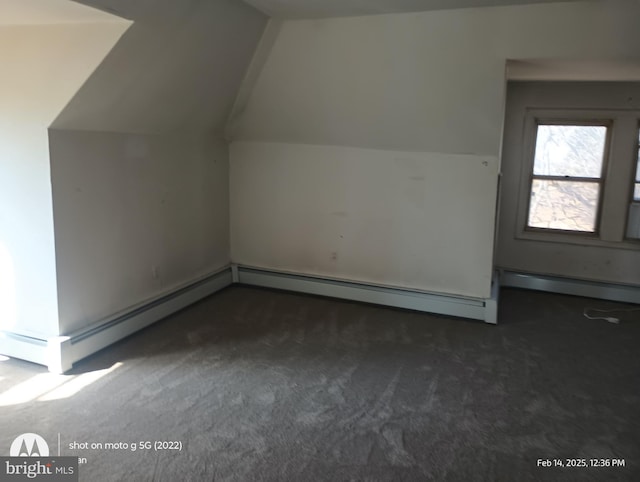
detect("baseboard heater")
[0,267,233,373]
[234,265,499,325]
[1,265,499,373]
[8,267,636,374]
[500,271,640,305]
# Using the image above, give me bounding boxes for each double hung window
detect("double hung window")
[520,111,640,244]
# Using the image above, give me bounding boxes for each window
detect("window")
[516,108,640,247]
[634,129,640,202]
[526,122,608,233]
[627,128,640,239]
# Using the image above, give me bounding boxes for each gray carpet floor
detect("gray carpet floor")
[1,286,639,481]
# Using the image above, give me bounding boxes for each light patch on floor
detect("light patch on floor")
[0,362,121,406]
[39,362,122,401]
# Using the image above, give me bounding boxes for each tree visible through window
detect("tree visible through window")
[527,123,608,233]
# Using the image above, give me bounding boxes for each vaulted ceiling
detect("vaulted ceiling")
[52,0,267,134]
[241,0,586,18]
[0,0,121,24]
[0,0,594,25]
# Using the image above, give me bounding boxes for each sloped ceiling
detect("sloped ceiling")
[71,0,198,21]
[229,0,640,155]
[53,0,267,134]
[0,0,123,24]
[241,0,585,18]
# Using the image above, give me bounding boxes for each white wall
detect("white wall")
[46,0,266,335]
[231,142,498,298]
[50,130,230,334]
[0,23,128,338]
[229,0,640,298]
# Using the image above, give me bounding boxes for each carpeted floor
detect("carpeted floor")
[1,286,639,481]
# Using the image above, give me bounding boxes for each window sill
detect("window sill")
[516,229,640,251]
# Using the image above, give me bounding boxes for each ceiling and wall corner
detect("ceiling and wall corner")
[240,0,586,18]
[228,0,640,154]
[47,0,268,335]
[1,0,269,340]
[0,0,126,25]
[225,18,284,141]
[0,2,130,340]
[55,0,267,135]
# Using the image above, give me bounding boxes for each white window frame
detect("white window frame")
[515,108,640,249]
[627,124,640,238]
[632,123,640,202]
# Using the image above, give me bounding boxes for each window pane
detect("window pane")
[533,125,606,178]
[528,180,599,232]
[627,130,640,238]
[635,128,639,197]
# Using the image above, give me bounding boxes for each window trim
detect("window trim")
[632,121,640,202]
[625,122,640,239]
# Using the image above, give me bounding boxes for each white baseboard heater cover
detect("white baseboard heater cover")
[500,271,640,305]
[236,266,499,325]
[1,266,500,373]
[0,267,233,373]
[8,266,637,373]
